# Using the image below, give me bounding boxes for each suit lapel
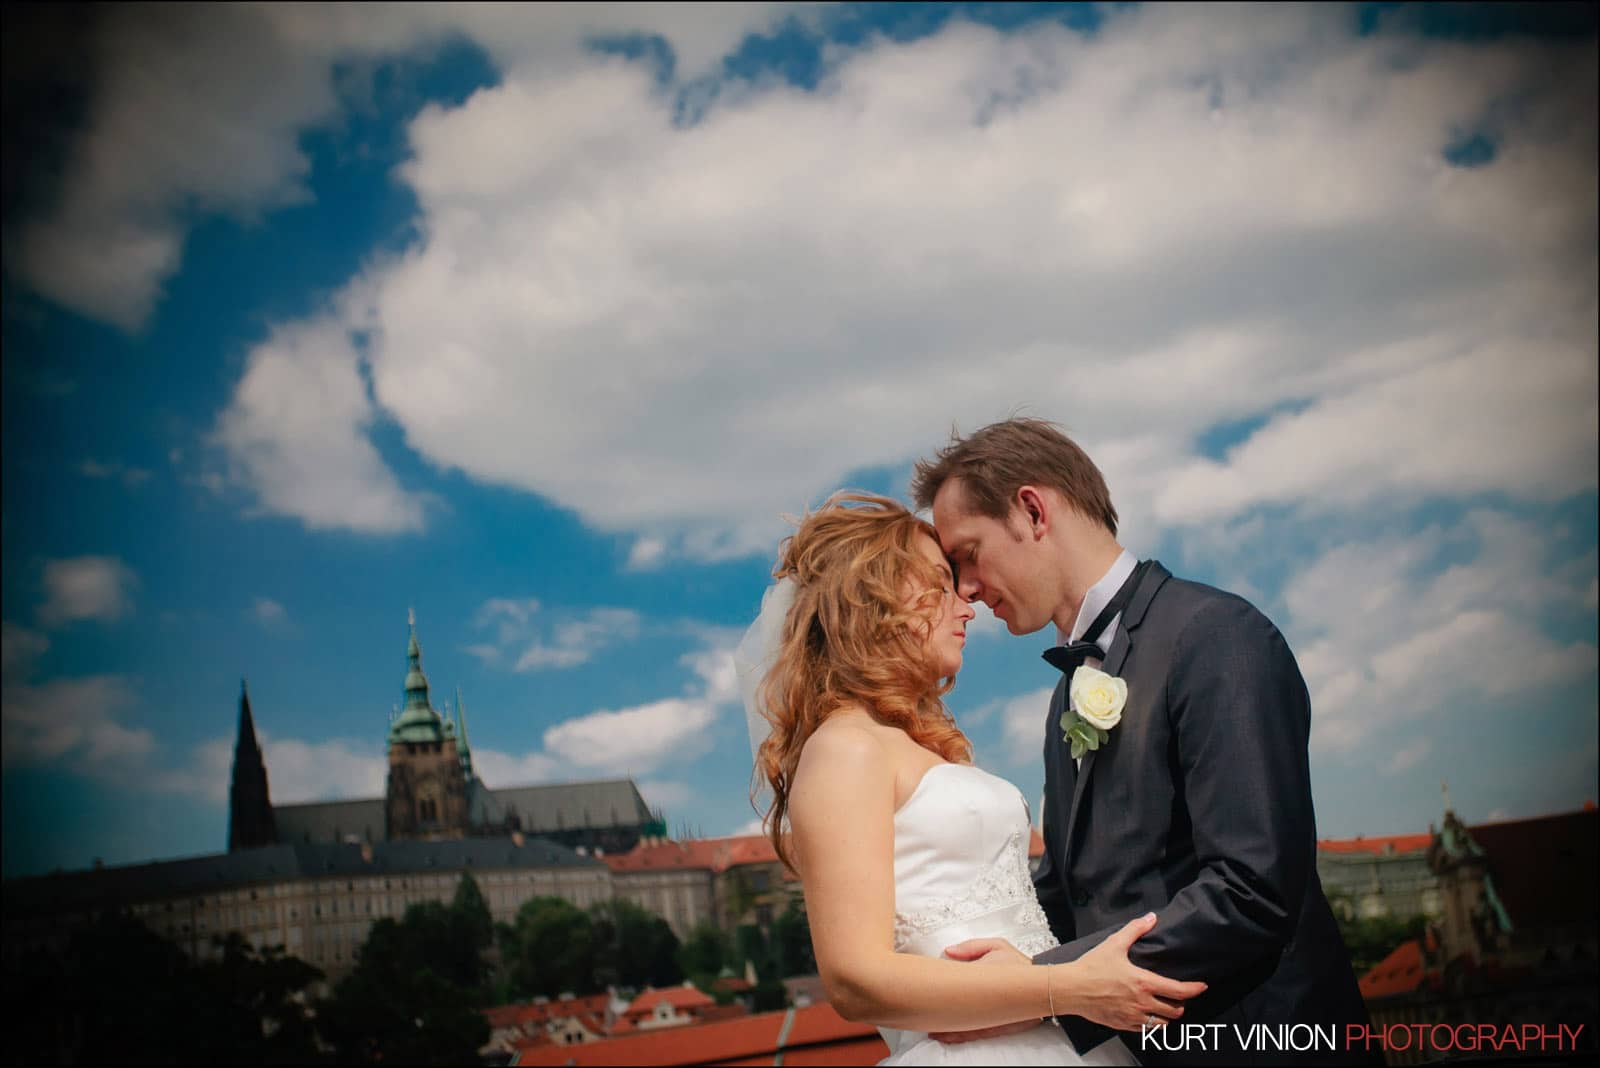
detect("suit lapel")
[1060,562,1169,856]
[1044,675,1076,857]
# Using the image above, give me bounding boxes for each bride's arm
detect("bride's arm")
[791,724,1200,1033]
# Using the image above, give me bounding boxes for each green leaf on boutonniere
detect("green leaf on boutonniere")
[1061,713,1112,761]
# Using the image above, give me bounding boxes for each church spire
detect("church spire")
[388,609,447,744]
[228,679,278,851]
[455,686,473,776]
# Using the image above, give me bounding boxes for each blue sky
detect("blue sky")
[3,2,1595,879]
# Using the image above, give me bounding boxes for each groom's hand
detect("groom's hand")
[941,937,1029,967]
[929,939,1040,1044]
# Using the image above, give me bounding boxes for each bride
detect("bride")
[737,492,1205,1065]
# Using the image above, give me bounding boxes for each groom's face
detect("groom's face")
[931,479,1048,636]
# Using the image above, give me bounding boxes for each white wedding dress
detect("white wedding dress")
[879,762,1138,1066]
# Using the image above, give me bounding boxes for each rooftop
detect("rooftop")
[6,836,601,914]
[512,1002,885,1067]
[1317,832,1433,856]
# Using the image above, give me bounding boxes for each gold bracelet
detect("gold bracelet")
[1046,966,1057,1019]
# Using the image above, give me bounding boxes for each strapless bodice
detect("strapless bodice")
[891,762,1059,960]
[876,763,1071,1062]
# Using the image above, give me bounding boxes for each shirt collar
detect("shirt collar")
[1058,548,1136,650]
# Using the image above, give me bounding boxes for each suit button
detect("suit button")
[1072,890,1090,907]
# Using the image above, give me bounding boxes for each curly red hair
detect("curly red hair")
[751,492,972,871]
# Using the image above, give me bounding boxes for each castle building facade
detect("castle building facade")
[232,611,668,855]
[5,613,663,984]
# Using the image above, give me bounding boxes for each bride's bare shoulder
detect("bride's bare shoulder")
[793,707,890,791]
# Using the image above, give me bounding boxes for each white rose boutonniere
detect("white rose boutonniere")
[1061,665,1128,760]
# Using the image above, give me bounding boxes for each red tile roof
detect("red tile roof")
[604,838,724,873]
[1463,808,1598,929]
[486,1004,532,1030]
[779,1037,894,1066]
[783,1001,870,1046]
[486,993,613,1031]
[627,984,717,1017]
[1358,938,1433,999]
[603,834,802,879]
[515,1011,783,1066]
[511,1002,884,1067]
[1317,832,1433,855]
[698,1003,751,1022]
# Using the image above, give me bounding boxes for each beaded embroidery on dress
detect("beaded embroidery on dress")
[876,763,1138,1066]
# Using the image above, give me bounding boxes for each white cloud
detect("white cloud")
[543,697,717,774]
[471,747,566,790]
[462,643,502,666]
[679,626,744,706]
[469,599,641,672]
[1283,509,1596,753]
[255,734,388,804]
[80,460,153,488]
[468,623,740,789]
[0,675,151,772]
[964,602,1006,639]
[514,608,641,672]
[993,686,1056,767]
[1384,739,1431,776]
[211,315,428,534]
[513,644,591,671]
[1,622,50,676]
[1153,335,1598,525]
[477,597,543,628]
[637,779,695,812]
[726,816,767,838]
[0,653,386,805]
[253,597,288,626]
[627,537,669,571]
[38,556,138,627]
[177,5,1592,548]
[10,4,798,331]
[150,731,389,805]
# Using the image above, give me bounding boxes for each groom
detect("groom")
[911,418,1373,1065]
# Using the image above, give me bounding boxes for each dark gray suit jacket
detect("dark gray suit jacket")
[1032,562,1374,1065]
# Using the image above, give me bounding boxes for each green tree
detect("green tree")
[1336,910,1429,976]
[6,910,324,1065]
[751,978,788,1012]
[361,899,486,996]
[769,901,816,978]
[590,898,682,989]
[677,920,728,976]
[451,869,494,955]
[190,933,325,1064]
[676,921,729,994]
[732,923,770,977]
[500,896,597,998]
[316,907,489,1065]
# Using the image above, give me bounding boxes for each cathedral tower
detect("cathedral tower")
[384,610,468,840]
[228,680,278,851]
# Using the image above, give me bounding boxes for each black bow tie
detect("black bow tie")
[1042,639,1105,677]
[1042,559,1152,676]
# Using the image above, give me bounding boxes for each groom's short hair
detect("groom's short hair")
[911,417,1118,536]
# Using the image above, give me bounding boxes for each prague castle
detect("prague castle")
[229,610,666,856]
[4,613,808,984]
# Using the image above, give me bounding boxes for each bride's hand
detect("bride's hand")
[1067,913,1207,1032]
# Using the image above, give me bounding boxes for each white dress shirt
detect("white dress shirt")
[1058,549,1136,769]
